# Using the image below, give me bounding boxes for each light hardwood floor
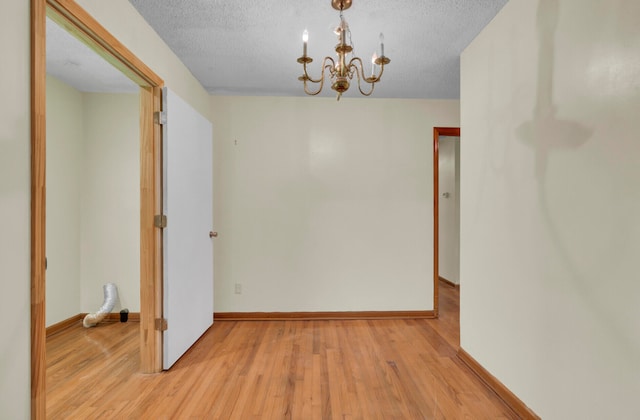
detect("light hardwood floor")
[47,283,517,419]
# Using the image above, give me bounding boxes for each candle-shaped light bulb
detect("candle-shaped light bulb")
[340,16,348,45]
[302,29,308,56]
[379,32,385,57]
[371,52,378,77]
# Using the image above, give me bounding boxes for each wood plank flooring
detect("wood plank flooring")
[46,283,517,419]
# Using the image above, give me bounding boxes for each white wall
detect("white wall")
[0,2,30,417]
[438,136,460,284]
[210,96,459,312]
[2,0,211,416]
[46,75,84,325]
[460,0,640,418]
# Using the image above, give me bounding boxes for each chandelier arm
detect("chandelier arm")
[348,57,376,96]
[348,56,366,78]
[358,83,375,96]
[302,61,323,84]
[302,57,337,95]
[303,78,324,96]
[324,57,337,77]
[302,57,336,84]
[374,61,387,82]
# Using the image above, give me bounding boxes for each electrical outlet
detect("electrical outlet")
[234,283,242,294]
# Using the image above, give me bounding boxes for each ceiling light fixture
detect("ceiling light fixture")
[297,0,390,101]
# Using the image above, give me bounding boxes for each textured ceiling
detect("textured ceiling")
[46,17,138,93]
[128,0,508,99]
[46,1,509,99]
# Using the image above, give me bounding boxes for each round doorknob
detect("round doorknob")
[209,231,218,238]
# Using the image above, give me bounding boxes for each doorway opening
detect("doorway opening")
[31,0,164,417]
[433,127,460,317]
[45,14,140,338]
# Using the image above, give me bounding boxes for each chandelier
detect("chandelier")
[297,0,390,100]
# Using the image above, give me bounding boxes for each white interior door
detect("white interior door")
[162,87,214,369]
[438,136,460,285]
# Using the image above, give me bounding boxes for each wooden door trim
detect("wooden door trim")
[433,127,460,317]
[31,0,164,417]
[31,1,47,417]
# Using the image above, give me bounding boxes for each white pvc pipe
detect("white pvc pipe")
[83,283,118,328]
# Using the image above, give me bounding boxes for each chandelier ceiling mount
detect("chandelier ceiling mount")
[331,0,352,11]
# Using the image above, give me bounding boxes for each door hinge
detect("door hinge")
[155,318,168,331]
[154,214,167,229]
[154,111,167,125]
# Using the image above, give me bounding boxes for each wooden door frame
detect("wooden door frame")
[31,0,164,417]
[433,127,460,317]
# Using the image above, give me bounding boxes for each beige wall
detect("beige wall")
[80,92,140,314]
[46,75,84,325]
[460,0,640,418]
[0,2,30,417]
[46,77,140,325]
[210,96,459,312]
